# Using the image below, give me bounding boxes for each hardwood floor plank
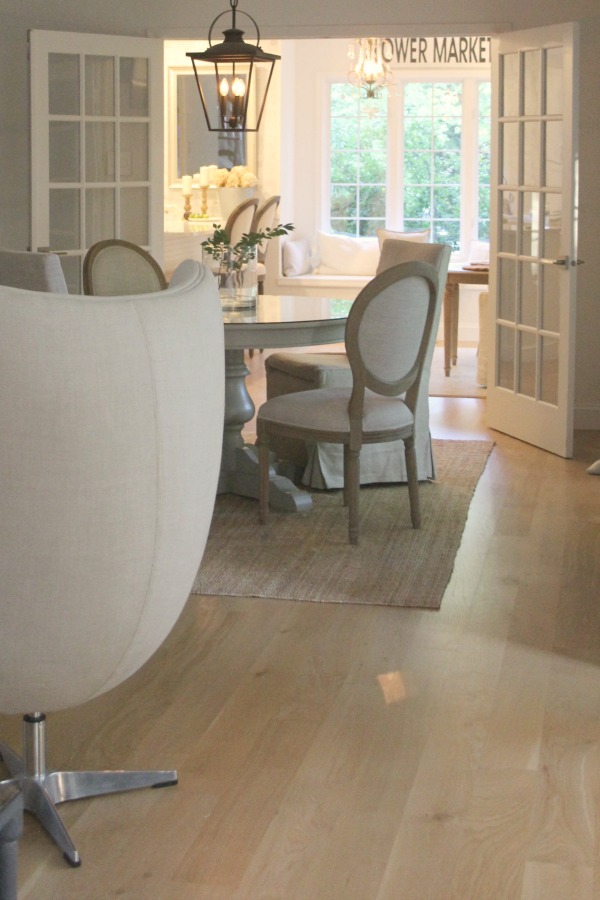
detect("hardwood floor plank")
[3,371,599,899]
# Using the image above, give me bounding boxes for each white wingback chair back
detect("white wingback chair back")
[0,248,68,293]
[0,259,223,711]
[0,259,224,866]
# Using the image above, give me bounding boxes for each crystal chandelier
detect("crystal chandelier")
[348,38,392,100]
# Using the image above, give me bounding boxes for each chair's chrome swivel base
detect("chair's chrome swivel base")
[0,712,177,867]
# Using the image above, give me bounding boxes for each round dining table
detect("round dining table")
[221,294,353,511]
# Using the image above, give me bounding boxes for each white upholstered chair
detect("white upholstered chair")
[0,784,22,900]
[0,260,224,867]
[251,195,281,294]
[265,239,451,487]
[257,261,439,544]
[223,197,260,246]
[0,248,68,293]
[83,238,167,295]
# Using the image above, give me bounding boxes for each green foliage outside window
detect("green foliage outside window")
[329,84,386,236]
[328,77,491,250]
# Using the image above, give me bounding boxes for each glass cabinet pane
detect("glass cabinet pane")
[49,53,80,115]
[49,122,80,182]
[120,58,149,116]
[86,123,115,182]
[120,187,149,244]
[502,53,520,117]
[120,123,149,181]
[85,55,115,116]
[49,189,80,250]
[86,188,115,245]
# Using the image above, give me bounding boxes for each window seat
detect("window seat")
[275,271,371,299]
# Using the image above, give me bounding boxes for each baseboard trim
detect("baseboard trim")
[575,406,600,430]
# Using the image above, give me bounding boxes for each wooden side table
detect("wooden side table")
[443,266,489,376]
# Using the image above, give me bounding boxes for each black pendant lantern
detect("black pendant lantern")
[187,0,280,133]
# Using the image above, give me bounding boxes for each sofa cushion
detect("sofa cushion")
[376,227,430,248]
[282,238,312,276]
[317,231,379,276]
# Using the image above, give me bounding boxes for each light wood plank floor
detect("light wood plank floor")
[3,352,599,899]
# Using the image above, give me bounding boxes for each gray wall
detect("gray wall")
[1,0,598,427]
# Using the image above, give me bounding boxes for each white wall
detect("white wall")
[0,0,598,427]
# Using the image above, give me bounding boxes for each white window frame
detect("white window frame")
[323,66,491,261]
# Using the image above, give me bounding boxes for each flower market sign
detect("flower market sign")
[381,36,491,67]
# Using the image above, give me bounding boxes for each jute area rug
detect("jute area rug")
[192,439,493,610]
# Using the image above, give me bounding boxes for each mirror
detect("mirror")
[166,61,257,187]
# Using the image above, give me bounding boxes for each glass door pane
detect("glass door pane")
[31,31,163,283]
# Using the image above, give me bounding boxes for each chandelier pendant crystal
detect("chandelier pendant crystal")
[348,37,393,100]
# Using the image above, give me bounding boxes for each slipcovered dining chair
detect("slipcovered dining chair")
[251,194,280,294]
[83,238,167,295]
[247,196,281,358]
[257,260,439,544]
[0,260,224,868]
[0,248,68,293]
[223,196,259,246]
[264,239,451,486]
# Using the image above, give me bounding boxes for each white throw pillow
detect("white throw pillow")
[469,240,490,265]
[376,227,430,249]
[317,231,379,276]
[282,239,312,276]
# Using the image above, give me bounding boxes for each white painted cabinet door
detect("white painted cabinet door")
[487,22,579,457]
[30,30,163,292]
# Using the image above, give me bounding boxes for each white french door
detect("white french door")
[487,22,579,457]
[29,30,163,292]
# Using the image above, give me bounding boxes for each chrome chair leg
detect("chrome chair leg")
[0,713,177,867]
[0,783,22,900]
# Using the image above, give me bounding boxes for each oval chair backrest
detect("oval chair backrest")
[83,239,167,296]
[345,260,439,409]
[0,259,224,715]
[224,198,260,247]
[251,196,281,261]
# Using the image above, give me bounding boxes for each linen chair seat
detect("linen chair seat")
[264,239,451,488]
[260,387,415,437]
[258,261,439,544]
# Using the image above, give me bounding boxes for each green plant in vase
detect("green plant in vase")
[202,222,294,307]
